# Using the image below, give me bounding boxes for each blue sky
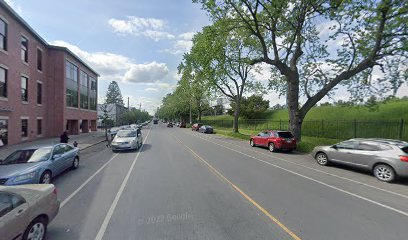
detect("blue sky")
[5,0,210,114]
[5,0,408,114]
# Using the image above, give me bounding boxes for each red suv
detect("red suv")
[250,130,296,152]
[191,123,203,131]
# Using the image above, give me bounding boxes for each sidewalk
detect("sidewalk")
[0,131,106,159]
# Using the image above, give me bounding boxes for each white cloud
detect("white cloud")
[178,32,196,40]
[51,40,169,84]
[159,31,196,55]
[145,88,159,92]
[162,39,193,55]
[252,63,272,82]
[108,16,174,41]
[143,30,175,41]
[123,95,161,115]
[124,62,169,83]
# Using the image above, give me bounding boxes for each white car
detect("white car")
[111,129,143,152]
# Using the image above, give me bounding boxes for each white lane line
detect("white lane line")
[191,132,408,200]
[186,131,408,218]
[61,153,119,208]
[94,127,151,240]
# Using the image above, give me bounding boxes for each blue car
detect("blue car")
[0,143,80,186]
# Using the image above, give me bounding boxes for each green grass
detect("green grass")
[203,99,408,121]
[202,99,408,141]
[213,128,341,153]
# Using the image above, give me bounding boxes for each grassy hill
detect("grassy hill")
[201,99,408,152]
[203,99,408,121]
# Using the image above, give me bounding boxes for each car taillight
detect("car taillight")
[53,188,58,195]
[400,156,408,162]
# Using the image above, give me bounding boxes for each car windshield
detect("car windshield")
[2,148,52,165]
[110,127,121,132]
[116,131,137,138]
[278,132,294,138]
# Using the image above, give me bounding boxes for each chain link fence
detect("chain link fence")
[200,119,407,141]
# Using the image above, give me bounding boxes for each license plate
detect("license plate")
[286,139,292,143]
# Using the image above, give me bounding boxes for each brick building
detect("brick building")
[0,0,98,146]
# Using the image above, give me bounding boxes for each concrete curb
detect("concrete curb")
[79,139,106,151]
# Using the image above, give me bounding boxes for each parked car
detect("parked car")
[0,144,80,185]
[109,127,122,138]
[250,130,297,152]
[0,184,60,240]
[312,138,408,182]
[192,123,203,131]
[176,122,180,127]
[180,122,187,128]
[111,129,143,152]
[167,122,174,128]
[199,125,214,134]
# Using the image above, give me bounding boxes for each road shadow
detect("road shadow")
[140,143,151,152]
[327,162,408,186]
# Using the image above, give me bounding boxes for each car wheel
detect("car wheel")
[22,217,47,240]
[40,171,52,184]
[315,152,329,166]
[268,143,275,152]
[373,164,396,183]
[71,157,79,170]
[250,139,255,147]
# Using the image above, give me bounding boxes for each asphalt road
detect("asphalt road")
[47,123,408,240]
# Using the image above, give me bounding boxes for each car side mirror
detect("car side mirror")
[332,145,338,149]
[52,154,61,160]
[257,134,261,136]
[0,159,3,164]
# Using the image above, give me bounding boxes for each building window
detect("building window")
[37,119,42,135]
[21,36,28,63]
[21,76,28,102]
[80,71,88,109]
[0,119,7,146]
[37,82,42,104]
[66,60,78,107]
[0,67,6,98]
[21,119,28,138]
[89,77,97,110]
[37,49,42,71]
[0,18,6,51]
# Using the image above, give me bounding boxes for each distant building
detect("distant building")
[0,0,99,146]
[97,103,127,127]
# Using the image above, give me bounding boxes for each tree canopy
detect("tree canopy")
[193,0,408,140]
[106,81,125,106]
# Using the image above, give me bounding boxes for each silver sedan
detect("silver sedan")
[0,184,60,240]
[111,129,143,152]
[312,138,408,182]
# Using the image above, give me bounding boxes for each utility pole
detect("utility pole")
[139,103,141,111]
[127,97,130,111]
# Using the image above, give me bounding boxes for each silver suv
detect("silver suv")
[312,138,408,182]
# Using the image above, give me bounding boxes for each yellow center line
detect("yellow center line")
[171,134,301,240]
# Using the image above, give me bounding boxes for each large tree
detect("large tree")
[178,54,212,122]
[229,95,269,119]
[195,0,408,140]
[188,20,260,132]
[106,81,125,106]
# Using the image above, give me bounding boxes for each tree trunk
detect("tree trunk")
[233,99,241,133]
[286,76,304,141]
[189,103,192,124]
